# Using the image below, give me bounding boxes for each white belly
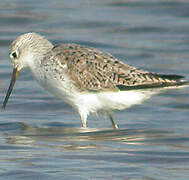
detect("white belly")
[76,90,156,113]
[30,66,157,115]
[97,90,155,110]
[35,74,155,115]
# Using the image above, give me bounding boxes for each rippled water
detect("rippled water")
[1,0,189,179]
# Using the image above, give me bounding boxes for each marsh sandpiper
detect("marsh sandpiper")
[2,33,188,129]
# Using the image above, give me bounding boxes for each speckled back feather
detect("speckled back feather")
[45,43,186,92]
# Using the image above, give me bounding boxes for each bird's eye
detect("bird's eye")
[12,52,17,58]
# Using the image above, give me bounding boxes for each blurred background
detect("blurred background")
[0,0,189,179]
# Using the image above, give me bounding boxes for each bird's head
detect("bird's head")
[2,32,53,109]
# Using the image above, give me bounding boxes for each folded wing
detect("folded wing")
[52,44,187,92]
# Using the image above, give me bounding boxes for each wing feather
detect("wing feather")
[52,43,186,92]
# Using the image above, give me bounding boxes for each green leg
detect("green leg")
[106,112,119,130]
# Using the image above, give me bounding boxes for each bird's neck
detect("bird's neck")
[26,45,53,69]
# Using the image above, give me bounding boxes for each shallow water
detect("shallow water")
[0,0,189,179]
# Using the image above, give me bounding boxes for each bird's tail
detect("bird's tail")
[117,73,189,90]
[156,74,189,87]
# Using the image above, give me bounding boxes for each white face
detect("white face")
[9,46,23,70]
[9,32,53,71]
[9,45,33,71]
[9,36,36,71]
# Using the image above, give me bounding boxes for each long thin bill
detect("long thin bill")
[2,67,19,109]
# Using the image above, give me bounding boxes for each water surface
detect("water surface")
[0,0,189,179]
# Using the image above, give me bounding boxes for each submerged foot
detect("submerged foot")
[113,124,119,130]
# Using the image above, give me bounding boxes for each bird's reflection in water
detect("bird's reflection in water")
[2,121,171,151]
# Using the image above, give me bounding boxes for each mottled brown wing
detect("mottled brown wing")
[53,43,185,92]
